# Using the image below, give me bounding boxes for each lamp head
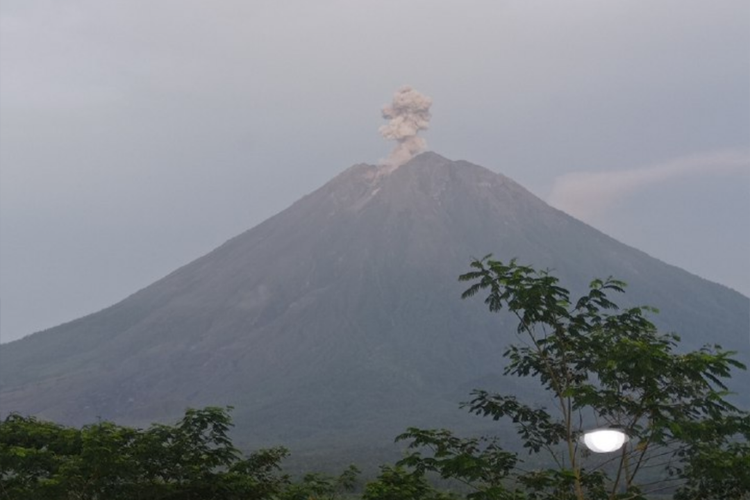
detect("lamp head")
[582,428,629,453]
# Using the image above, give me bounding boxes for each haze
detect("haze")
[1,0,748,343]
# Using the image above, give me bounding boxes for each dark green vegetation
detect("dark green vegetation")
[1,152,748,467]
[0,407,360,500]
[2,260,747,499]
[1,406,460,500]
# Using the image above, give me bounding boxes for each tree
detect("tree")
[0,406,366,499]
[397,257,750,499]
[0,414,80,499]
[0,407,292,500]
[362,464,458,500]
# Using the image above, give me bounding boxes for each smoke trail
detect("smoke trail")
[379,86,432,169]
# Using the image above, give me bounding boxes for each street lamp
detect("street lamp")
[582,428,629,453]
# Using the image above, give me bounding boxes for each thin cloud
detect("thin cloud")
[548,149,750,222]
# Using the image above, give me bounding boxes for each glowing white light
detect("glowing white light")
[582,429,628,453]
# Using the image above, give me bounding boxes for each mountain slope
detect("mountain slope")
[1,152,747,460]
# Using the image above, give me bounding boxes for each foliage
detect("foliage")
[0,406,355,500]
[395,257,750,499]
[362,464,458,500]
[396,429,518,500]
[278,464,360,500]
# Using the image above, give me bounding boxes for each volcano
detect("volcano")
[1,152,747,466]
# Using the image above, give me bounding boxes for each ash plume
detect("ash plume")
[379,86,432,169]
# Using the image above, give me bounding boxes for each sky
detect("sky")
[1,0,748,344]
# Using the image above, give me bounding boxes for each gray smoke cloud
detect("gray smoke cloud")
[379,86,432,169]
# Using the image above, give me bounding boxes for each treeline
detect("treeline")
[2,259,749,499]
[0,406,452,500]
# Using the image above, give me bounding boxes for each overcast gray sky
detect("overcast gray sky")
[1,0,749,343]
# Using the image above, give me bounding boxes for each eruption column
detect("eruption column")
[379,86,432,169]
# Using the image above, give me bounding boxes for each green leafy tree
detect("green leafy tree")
[0,407,291,500]
[0,414,81,499]
[397,257,750,499]
[362,464,458,500]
